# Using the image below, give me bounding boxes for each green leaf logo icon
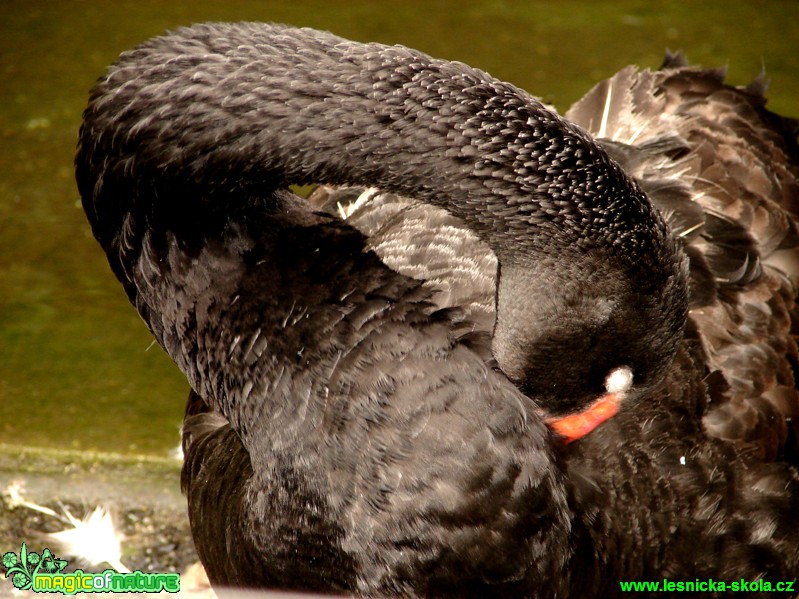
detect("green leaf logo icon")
[2,543,68,590]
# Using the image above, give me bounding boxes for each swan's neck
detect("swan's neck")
[77,22,688,415]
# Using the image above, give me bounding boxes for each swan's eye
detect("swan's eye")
[604,366,633,395]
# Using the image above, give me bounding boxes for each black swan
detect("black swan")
[76,23,799,596]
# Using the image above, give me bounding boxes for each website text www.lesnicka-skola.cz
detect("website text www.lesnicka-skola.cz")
[619,578,796,593]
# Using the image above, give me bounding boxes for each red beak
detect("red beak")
[546,392,621,444]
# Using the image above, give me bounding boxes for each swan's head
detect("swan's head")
[492,244,688,441]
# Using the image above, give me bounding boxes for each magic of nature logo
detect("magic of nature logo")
[3,542,180,594]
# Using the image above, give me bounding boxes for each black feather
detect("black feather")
[77,24,799,596]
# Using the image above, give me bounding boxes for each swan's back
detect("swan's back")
[570,55,799,461]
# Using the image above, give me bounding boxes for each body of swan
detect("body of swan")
[77,23,799,596]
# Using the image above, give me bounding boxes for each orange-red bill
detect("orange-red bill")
[546,392,621,444]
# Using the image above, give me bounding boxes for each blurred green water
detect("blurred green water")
[1,0,798,456]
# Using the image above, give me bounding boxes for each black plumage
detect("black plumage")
[76,23,799,596]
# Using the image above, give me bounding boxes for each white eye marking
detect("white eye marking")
[605,366,633,395]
